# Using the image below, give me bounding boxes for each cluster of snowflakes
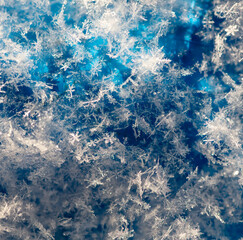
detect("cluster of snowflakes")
[0,0,242,239]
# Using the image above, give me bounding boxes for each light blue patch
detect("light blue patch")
[109,68,123,85]
[199,78,213,92]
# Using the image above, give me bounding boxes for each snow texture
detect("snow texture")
[0,0,242,239]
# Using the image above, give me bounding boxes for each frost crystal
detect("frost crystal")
[0,0,242,239]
